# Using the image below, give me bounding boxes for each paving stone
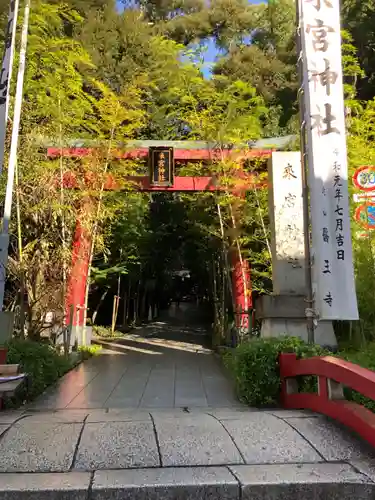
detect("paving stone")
[104,373,151,408]
[175,371,207,407]
[230,463,374,499]
[349,458,375,482]
[0,426,9,438]
[86,409,151,422]
[0,412,25,425]
[201,376,239,407]
[149,409,194,419]
[222,412,322,464]
[266,410,319,419]
[0,472,90,500]
[0,422,83,472]
[74,421,160,470]
[140,369,176,408]
[92,466,240,500]
[287,416,373,461]
[22,410,88,423]
[207,408,258,421]
[30,365,100,410]
[154,414,243,466]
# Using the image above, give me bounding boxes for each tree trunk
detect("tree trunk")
[92,287,109,325]
[122,280,130,328]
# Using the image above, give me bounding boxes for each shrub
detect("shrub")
[93,325,124,338]
[337,343,375,412]
[0,339,102,408]
[224,336,326,407]
[5,339,74,407]
[78,344,102,360]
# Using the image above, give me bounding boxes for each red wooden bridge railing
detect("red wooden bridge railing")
[279,353,375,447]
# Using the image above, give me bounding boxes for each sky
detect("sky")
[117,0,267,78]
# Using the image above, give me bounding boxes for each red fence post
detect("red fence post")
[279,352,375,448]
[279,353,298,407]
[0,348,7,364]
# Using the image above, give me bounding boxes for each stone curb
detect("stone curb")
[0,463,373,500]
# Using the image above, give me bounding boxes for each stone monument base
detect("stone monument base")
[256,295,337,350]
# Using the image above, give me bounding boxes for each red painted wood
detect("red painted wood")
[61,173,264,192]
[279,353,375,448]
[0,348,7,364]
[65,219,91,326]
[48,147,273,161]
[232,251,252,329]
[280,353,375,402]
[129,175,259,191]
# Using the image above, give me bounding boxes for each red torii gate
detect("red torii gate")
[47,141,273,334]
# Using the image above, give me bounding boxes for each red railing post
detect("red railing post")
[318,376,328,399]
[0,348,7,364]
[279,352,375,448]
[279,353,297,407]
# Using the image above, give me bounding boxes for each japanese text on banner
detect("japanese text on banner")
[300,0,358,320]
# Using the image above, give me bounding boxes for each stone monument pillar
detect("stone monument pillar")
[256,152,337,349]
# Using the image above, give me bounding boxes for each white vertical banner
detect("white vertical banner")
[300,0,358,320]
[0,0,20,175]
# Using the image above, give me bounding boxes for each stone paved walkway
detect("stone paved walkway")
[1,311,375,498]
[31,320,240,410]
[0,407,374,498]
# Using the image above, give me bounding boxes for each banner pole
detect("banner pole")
[0,0,31,311]
[0,0,21,175]
[296,0,315,343]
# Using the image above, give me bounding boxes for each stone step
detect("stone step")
[0,463,374,499]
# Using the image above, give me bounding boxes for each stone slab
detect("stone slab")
[256,295,306,319]
[207,408,252,420]
[154,414,243,466]
[0,472,90,500]
[103,374,151,408]
[350,459,375,482]
[201,377,239,407]
[222,412,322,464]
[266,410,319,419]
[259,317,337,348]
[0,426,9,438]
[22,410,89,423]
[267,151,306,295]
[230,463,374,500]
[287,417,372,461]
[0,422,83,472]
[140,369,175,408]
[74,421,160,470]
[86,409,151,422]
[92,466,239,500]
[0,412,24,425]
[29,367,100,410]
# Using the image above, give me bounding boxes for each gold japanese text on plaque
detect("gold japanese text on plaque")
[149,147,174,187]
